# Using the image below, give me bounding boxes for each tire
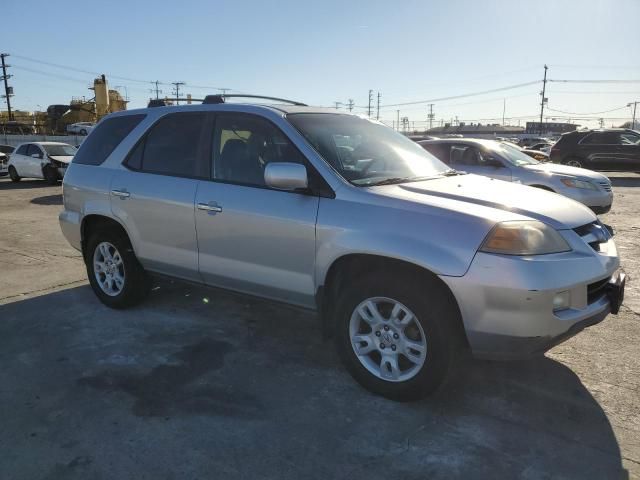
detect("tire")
[8,166,21,182]
[335,271,460,401]
[564,157,584,168]
[43,165,58,185]
[85,227,150,308]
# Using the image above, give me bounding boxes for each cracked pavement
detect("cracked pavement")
[0,174,638,479]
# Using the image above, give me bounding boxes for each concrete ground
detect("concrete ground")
[0,174,638,480]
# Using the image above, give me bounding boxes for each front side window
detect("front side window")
[26,144,43,158]
[74,114,145,166]
[490,143,538,166]
[127,112,208,178]
[287,113,449,186]
[619,132,640,145]
[213,114,306,187]
[449,145,481,166]
[14,144,28,155]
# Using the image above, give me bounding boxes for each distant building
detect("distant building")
[425,123,525,138]
[525,122,578,134]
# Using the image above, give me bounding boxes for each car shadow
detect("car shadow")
[0,179,55,190]
[30,194,63,205]
[0,283,628,479]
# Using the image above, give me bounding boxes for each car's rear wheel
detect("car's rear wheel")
[85,228,150,308]
[43,165,58,185]
[8,166,20,182]
[564,157,584,168]
[335,272,459,401]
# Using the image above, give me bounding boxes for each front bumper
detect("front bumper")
[441,231,621,360]
[556,184,613,211]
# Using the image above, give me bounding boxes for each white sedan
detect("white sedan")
[8,142,76,184]
[66,122,95,135]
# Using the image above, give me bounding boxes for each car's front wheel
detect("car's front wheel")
[8,166,20,182]
[85,228,150,308]
[335,272,460,401]
[564,157,584,168]
[43,165,58,185]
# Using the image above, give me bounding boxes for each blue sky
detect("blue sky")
[3,0,640,128]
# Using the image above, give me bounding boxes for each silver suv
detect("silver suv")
[59,97,625,401]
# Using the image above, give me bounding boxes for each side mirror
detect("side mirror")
[264,162,308,191]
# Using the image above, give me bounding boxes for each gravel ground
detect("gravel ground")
[0,174,638,479]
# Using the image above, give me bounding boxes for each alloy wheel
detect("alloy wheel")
[93,241,125,296]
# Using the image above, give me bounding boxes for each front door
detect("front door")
[25,144,45,178]
[195,112,319,308]
[110,111,211,281]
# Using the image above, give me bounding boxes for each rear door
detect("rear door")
[110,111,211,281]
[578,132,625,170]
[194,112,320,307]
[10,144,29,176]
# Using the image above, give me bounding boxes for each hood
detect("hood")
[522,162,608,182]
[372,174,596,229]
[49,155,73,164]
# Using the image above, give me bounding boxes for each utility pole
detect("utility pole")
[427,103,434,130]
[628,101,638,129]
[150,80,162,100]
[396,110,400,131]
[367,89,373,117]
[376,92,381,120]
[599,117,605,128]
[334,101,340,110]
[1,53,14,121]
[539,64,548,135]
[347,99,354,112]
[502,98,506,126]
[171,81,185,104]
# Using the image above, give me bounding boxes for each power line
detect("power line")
[374,80,542,108]
[171,82,185,104]
[546,105,629,116]
[549,79,640,84]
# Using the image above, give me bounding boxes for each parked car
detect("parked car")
[519,137,551,148]
[419,138,613,213]
[0,144,14,176]
[528,142,553,153]
[59,102,624,401]
[550,128,640,171]
[8,142,76,184]
[66,122,95,135]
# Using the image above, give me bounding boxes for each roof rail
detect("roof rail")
[202,94,307,106]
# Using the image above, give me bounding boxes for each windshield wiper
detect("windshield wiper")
[364,175,439,186]
[442,168,465,176]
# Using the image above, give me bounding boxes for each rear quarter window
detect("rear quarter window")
[73,114,146,166]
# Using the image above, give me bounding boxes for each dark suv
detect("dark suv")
[550,129,640,171]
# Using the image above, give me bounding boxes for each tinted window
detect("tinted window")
[73,114,145,166]
[581,132,618,145]
[128,112,208,178]
[214,114,306,187]
[15,144,29,155]
[419,143,449,163]
[619,132,640,145]
[450,145,481,166]
[26,144,43,157]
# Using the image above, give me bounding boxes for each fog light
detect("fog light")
[553,290,570,311]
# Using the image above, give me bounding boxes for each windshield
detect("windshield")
[43,144,76,156]
[287,113,450,186]
[492,142,539,166]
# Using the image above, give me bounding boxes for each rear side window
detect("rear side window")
[73,114,145,166]
[581,132,618,145]
[15,144,28,155]
[125,112,208,178]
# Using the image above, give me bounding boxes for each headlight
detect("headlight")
[479,220,571,255]
[560,178,598,190]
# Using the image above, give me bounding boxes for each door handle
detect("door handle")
[111,189,130,199]
[197,202,223,213]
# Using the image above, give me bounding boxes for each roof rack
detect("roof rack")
[202,94,307,106]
